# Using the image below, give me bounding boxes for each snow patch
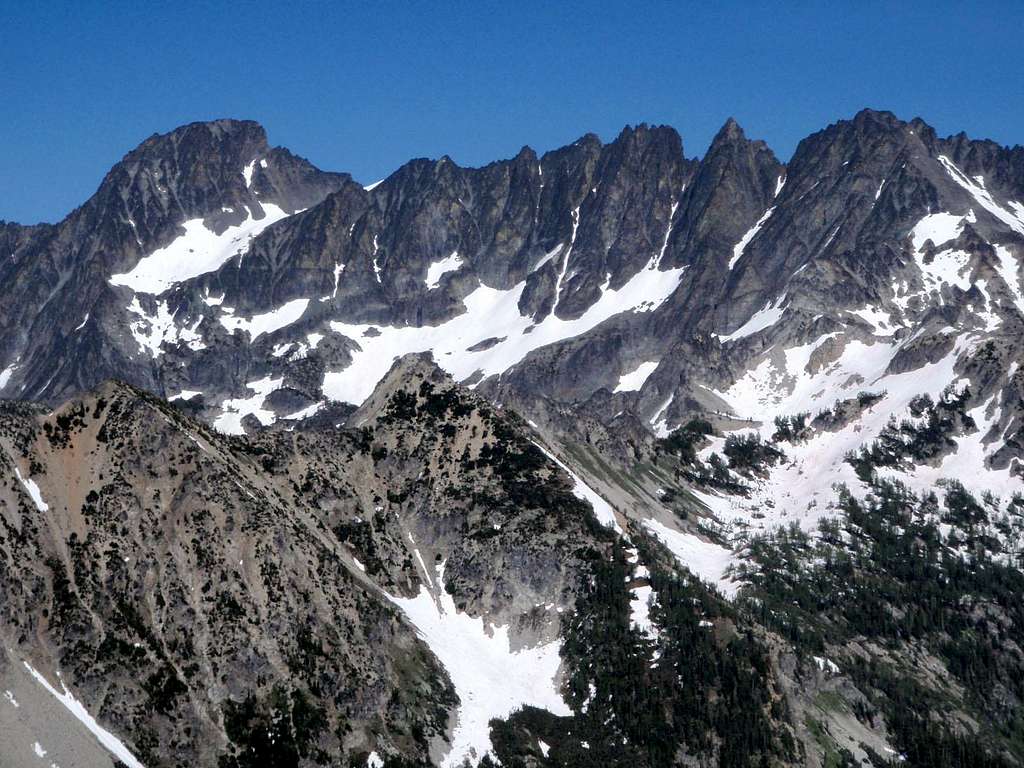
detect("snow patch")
[910,211,969,252]
[425,251,463,289]
[813,656,840,675]
[613,361,659,393]
[531,243,563,273]
[719,294,787,342]
[283,402,324,421]
[876,395,1023,502]
[213,376,283,434]
[642,519,737,598]
[0,362,17,392]
[242,160,257,188]
[125,298,205,357]
[168,389,202,402]
[650,395,674,438]
[14,467,48,512]
[387,562,569,767]
[110,204,291,294]
[938,156,1024,235]
[705,336,970,533]
[848,305,894,334]
[218,298,309,341]
[993,244,1024,315]
[534,442,622,533]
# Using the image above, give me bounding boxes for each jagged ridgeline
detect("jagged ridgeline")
[1,109,1023,767]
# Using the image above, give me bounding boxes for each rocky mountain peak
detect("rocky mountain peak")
[711,116,745,144]
[350,352,455,424]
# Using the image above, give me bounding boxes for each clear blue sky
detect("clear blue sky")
[2,1,1022,224]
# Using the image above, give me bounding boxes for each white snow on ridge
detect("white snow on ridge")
[109,204,291,294]
[534,442,622,533]
[613,361,659,393]
[729,206,775,270]
[718,294,787,342]
[14,467,48,512]
[425,251,463,289]
[23,661,145,768]
[218,298,310,341]
[938,156,1024,235]
[323,259,686,406]
[388,563,569,767]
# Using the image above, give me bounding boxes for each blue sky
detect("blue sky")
[2,1,1022,223]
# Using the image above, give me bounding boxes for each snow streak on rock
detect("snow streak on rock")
[23,662,145,768]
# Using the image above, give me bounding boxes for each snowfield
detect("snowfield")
[110,203,292,294]
[388,562,569,767]
[324,259,686,405]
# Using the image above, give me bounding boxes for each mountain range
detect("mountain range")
[1,109,1023,768]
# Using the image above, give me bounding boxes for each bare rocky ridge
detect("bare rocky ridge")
[0,361,620,767]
